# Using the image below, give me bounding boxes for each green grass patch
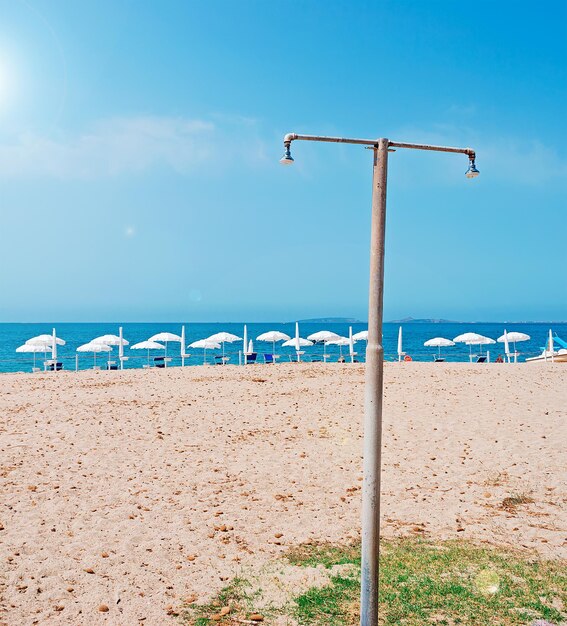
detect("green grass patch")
[290,540,566,626]
[178,576,267,625]
[179,539,566,626]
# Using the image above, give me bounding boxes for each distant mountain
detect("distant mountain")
[296,317,363,324]
[387,316,462,324]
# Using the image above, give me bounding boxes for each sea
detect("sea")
[1,321,565,374]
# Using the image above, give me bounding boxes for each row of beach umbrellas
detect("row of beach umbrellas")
[16,325,365,369]
[16,326,539,370]
[425,331,531,362]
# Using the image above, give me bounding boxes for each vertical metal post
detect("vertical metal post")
[360,137,389,626]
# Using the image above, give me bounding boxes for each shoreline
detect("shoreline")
[2,358,566,379]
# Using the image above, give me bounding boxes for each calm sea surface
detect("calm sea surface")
[1,322,565,373]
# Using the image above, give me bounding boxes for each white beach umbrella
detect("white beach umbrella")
[307,330,340,362]
[349,326,356,363]
[92,334,129,346]
[24,337,54,367]
[282,337,313,362]
[91,333,129,368]
[283,322,313,362]
[189,339,221,365]
[25,331,65,365]
[501,329,510,362]
[26,334,66,346]
[51,328,57,362]
[148,332,182,358]
[131,340,166,365]
[77,341,111,367]
[248,340,254,354]
[206,332,242,359]
[497,331,530,344]
[397,326,404,361]
[180,326,187,366]
[118,326,126,369]
[424,337,455,359]
[24,338,52,350]
[326,336,350,358]
[16,343,51,369]
[293,322,301,361]
[307,330,340,343]
[149,332,182,342]
[17,343,51,354]
[77,342,111,353]
[453,332,493,344]
[282,337,314,348]
[243,325,248,355]
[497,331,529,362]
[27,331,65,361]
[207,332,242,343]
[453,332,496,361]
[189,339,221,350]
[353,330,368,341]
[470,336,495,347]
[256,331,291,359]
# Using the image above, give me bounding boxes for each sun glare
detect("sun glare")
[0,59,13,108]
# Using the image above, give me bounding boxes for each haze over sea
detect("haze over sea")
[2,321,565,373]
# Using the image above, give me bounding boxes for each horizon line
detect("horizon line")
[0,320,566,325]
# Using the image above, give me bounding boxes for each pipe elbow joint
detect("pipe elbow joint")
[283,133,298,145]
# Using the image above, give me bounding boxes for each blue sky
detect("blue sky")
[0,0,565,322]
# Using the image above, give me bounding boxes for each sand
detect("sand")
[0,363,565,624]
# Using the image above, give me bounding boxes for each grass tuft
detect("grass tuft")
[500,493,535,512]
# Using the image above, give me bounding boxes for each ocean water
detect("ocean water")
[1,321,565,373]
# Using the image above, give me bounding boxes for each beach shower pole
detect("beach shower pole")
[361,137,388,626]
[280,133,478,626]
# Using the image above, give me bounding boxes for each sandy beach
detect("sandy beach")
[0,363,565,624]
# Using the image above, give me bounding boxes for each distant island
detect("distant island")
[387,316,462,324]
[297,317,363,324]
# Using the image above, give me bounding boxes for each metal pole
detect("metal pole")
[360,137,388,626]
[280,130,477,626]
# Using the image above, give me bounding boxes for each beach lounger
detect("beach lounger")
[45,361,63,371]
[106,361,118,370]
[263,354,275,364]
[476,356,487,363]
[244,353,257,364]
[215,356,230,365]
[154,357,166,368]
[434,357,445,362]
